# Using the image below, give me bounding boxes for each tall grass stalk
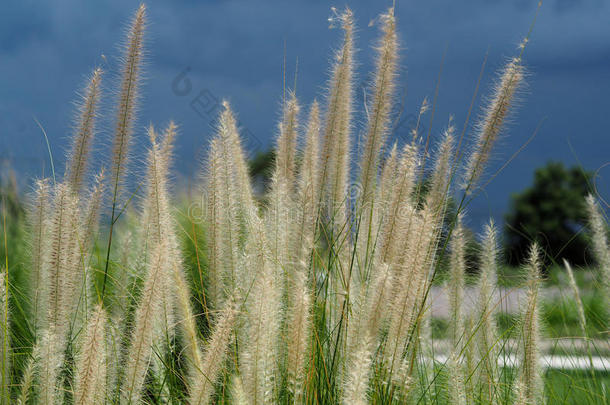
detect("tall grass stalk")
[563,259,587,337]
[27,179,50,331]
[74,304,107,405]
[462,57,523,192]
[475,222,500,403]
[516,243,543,405]
[65,68,102,193]
[585,194,610,315]
[102,4,146,298]
[188,301,236,405]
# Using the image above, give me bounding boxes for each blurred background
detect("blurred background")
[0,0,608,265]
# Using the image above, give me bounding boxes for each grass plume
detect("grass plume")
[66,68,103,193]
[516,243,543,404]
[585,194,610,314]
[463,57,523,191]
[74,304,107,405]
[102,3,146,298]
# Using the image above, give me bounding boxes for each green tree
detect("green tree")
[504,161,592,266]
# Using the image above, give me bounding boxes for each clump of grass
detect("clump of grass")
[3,3,607,405]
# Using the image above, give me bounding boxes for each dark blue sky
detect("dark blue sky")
[1,0,608,229]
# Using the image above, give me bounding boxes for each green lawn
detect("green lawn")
[544,369,610,404]
[418,366,609,404]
